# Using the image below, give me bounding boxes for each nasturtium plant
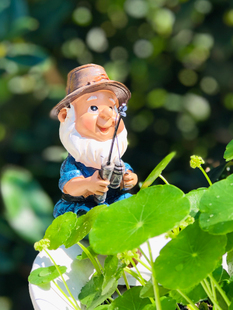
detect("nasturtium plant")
[154,220,227,290]
[28,141,233,310]
[199,174,233,235]
[90,184,190,255]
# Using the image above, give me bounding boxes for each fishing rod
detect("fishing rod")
[94,103,127,204]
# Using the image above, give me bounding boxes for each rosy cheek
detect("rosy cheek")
[76,114,97,136]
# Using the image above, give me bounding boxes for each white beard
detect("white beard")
[59,105,128,169]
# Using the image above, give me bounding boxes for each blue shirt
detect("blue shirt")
[53,154,133,218]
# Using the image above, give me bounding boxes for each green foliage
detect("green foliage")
[154,221,226,290]
[28,145,233,310]
[199,174,233,234]
[141,152,176,189]
[1,166,53,243]
[224,140,233,162]
[3,0,233,308]
[90,184,190,255]
[28,265,67,285]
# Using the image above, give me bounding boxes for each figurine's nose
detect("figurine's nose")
[98,107,114,121]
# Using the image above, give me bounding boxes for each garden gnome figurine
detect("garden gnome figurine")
[50,64,138,218]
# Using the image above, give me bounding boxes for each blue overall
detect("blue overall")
[53,154,133,218]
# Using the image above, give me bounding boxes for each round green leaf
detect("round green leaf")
[154,221,226,290]
[28,265,67,285]
[90,184,190,255]
[224,139,233,162]
[44,212,78,250]
[199,174,233,234]
[110,286,151,310]
[141,152,176,189]
[186,188,206,217]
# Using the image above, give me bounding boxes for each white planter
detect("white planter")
[28,235,175,310]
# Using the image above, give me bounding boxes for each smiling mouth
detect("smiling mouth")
[97,126,110,134]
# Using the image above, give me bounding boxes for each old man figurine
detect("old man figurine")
[50,64,138,218]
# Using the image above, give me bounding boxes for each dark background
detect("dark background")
[1,0,233,309]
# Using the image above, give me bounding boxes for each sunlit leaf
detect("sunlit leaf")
[102,255,124,295]
[226,232,233,252]
[28,265,67,285]
[90,184,190,254]
[109,287,151,310]
[186,188,206,217]
[44,212,78,250]
[78,273,118,310]
[154,221,226,289]
[141,152,176,189]
[1,166,53,243]
[224,139,233,162]
[64,204,107,248]
[140,280,169,298]
[199,174,233,234]
[170,283,207,304]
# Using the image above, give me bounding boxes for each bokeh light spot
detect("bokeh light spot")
[151,8,175,36]
[164,93,183,112]
[124,0,148,18]
[200,76,219,95]
[0,123,6,141]
[178,69,198,87]
[193,33,214,49]
[134,39,153,58]
[224,93,233,110]
[184,94,211,121]
[224,9,233,26]
[86,27,108,52]
[194,0,212,14]
[104,61,129,82]
[8,75,36,94]
[147,88,167,108]
[108,9,128,29]
[73,7,92,26]
[62,38,86,58]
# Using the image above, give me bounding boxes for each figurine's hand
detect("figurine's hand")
[89,170,110,195]
[121,170,138,190]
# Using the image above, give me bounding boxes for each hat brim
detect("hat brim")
[50,80,131,119]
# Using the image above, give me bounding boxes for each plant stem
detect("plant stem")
[159,174,169,185]
[115,287,122,296]
[136,257,152,272]
[208,273,231,307]
[147,241,162,310]
[77,241,101,274]
[52,280,79,310]
[139,246,151,265]
[129,258,146,286]
[123,270,130,290]
[124,267,144,285]
[176,289,199,310]
[199,166,213,186]
[201,280,222,310]
[45,249,80,310]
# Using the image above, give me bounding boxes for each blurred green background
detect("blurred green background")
[1,0,233,309]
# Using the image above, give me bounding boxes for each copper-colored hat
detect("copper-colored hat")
[50,64,131,119]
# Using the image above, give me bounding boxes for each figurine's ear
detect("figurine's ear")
[58,108,68,123]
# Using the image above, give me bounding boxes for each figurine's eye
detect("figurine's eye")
[88,105,99,113]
